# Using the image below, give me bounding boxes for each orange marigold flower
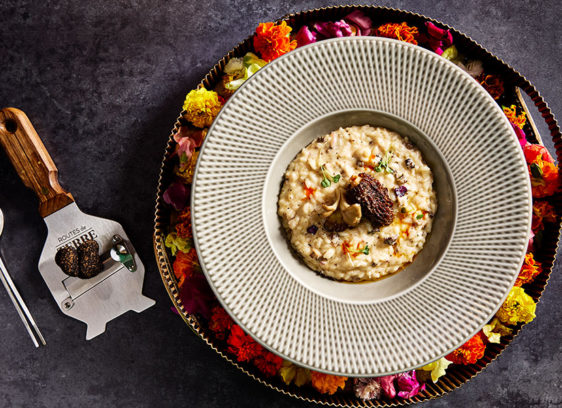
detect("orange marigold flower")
[208,305,234,340]
[503,105,526,129]
[175,206,193,239]
[515,252,542,287]
[253,21,297,62]
[478,74,504,100]
[532,200,557,232]
[172,248,199,287]
[310,371,348,395]
[375,22,419,45]
[445,332,486,365]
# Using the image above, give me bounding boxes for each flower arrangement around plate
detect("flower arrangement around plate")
[160,10,560,403]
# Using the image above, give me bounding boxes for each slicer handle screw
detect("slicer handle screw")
[62,298,74,310]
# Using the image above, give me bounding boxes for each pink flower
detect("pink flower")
[313,20,353,39]
[425,21,453,55]
[295,25,317,46]
[163,181,189,211]
[511,122,527,147]
[395,370,426,398]
[377,375,397,398]
[344,10,372,35]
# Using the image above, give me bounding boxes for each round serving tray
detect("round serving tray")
[153,5,562,406]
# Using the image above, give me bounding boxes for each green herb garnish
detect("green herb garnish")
[416,213,424,220]
[360,244,370,255]
[320,165,341,188]
[530,163,543,178]
[374,152,394,173]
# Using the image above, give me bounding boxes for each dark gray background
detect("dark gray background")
[0,1,560,407]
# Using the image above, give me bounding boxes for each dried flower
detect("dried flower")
[310,371,347,395]
[496,286,536,325]
[175,150,200,184]
[344,10,372,36]
[295,25,317,46]
[163,181,189,211]
[208,305,233,340]
[302,182,316,200]
[511,122,527,147]
[227,324,261,362]
[223,52,268,91]
[253,346,283,377]
[532,200,557,233]
[164,232,192,257]
[377,375,397,398]
[179,272,215,319]
[182,88,223,128]
[175,207,193,239]
[424,21,453,55]
[446,332,486,365]
[523,144,560,198]
[515,252,542,287]
[482,317,512,344]
[279,360,311,386]
[395,370,426,399]
[503,105,527,129]
[376,22,419,45]
[313,20,353,39]
[478,74,504,100]
[172,248,199,287]
[354,378,382,400]
[253,21,297,62]
[421,357,452,383]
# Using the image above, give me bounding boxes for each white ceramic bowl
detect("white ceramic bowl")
[191,37,532,375]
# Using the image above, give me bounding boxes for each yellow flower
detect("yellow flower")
[482,317,512,343]
[182,88,223,128]
[496,286,536,325]
[164,232,192,257]
[278,360,311,387]
[503,105,526,129]
[421,357,452,383]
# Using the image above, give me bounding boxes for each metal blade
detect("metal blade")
[39,203,154,340]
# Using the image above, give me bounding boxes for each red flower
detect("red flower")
[446,332,486,365]
[515,252,542,287]
[253,21,297,62]
[376,22,419,45]
[227,325,261,362]
[523,144,560,198]
[209,305,234,340]
[253,346,283,377]
[175,207,193,239]
[532,200,557,233]
[477,74,504,100]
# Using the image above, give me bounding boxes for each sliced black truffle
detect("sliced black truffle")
[77,240,103,279]
[346,173,394,227]
[55,246,80,277]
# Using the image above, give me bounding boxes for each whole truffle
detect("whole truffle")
[55,246,80,277]
[346,173,394,227]
[77,240,103,279]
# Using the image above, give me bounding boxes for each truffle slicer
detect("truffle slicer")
[0,108,155,340]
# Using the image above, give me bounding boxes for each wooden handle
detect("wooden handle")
[0,108,74,217]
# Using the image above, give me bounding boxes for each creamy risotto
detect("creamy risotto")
[277,125,437,282]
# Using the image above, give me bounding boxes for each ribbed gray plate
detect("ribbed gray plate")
[191,37,532,376]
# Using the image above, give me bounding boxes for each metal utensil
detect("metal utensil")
[0,208,46,347]
[0,108,155,340]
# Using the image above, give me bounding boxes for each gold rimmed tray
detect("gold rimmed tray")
[153,5,561,406]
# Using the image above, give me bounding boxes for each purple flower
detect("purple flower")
[394,186,408,197]
[295,25,317,46]
[395,370,426,399]
[163,181,189,211]
[313,20,353,39]
[344,10,372,36]
[179,273,215,319]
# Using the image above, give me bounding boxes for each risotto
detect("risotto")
[277,125,437,282]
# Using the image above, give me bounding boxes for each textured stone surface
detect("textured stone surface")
[0,1,561,407]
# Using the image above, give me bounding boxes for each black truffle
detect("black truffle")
[55,246,80,277]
